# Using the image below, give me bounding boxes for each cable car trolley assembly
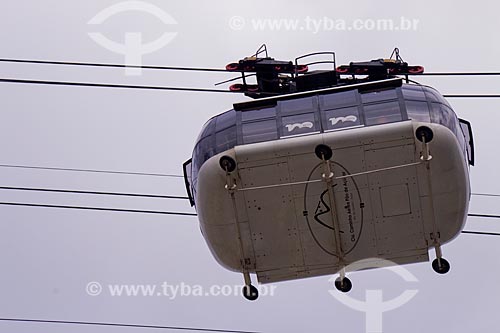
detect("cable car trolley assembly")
[183,47,475,300]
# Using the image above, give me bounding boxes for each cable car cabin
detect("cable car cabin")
[183,78,474,299]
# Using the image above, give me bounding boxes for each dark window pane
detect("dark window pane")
[457,122,466,156]
[319,90,358,110]
[279,97,314,114]
[241,107,276,122]
[324,106,362,130]
[363,101,402,126]
[215,110,236,131]
[242,120,278,144]
[282,113,317,136]
[402,85,426,100]
[361,89,398,103]
[422,86,442,103]
[405,100,430,122]
[422,86,452,108]
[197,119,216,141]
[430,103,457,134]
[193,136,214,175]
[215,126,237,152]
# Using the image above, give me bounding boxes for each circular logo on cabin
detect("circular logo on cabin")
[302,161,365,257]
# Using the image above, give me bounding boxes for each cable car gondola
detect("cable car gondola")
[183,48,475,300]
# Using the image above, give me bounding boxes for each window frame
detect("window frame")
[362,100,404,126]
[458,118,475,166]
[241,118,279,144]
[183,159,195,206]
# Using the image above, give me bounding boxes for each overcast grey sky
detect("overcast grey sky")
[0,1,499,332]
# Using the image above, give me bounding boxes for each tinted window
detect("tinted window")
[363,101,402,126]
[324,106,362,131]
[431,103,456,134]
[282,113,317,136]
[423,87,451,107]
[457,121,466,157]
[242,119,278,144]
[241,107,276,122]
[406,100,431,122]
[215,126,237,152]
[402,85,426,101]
[215,110,236,131]
[279,97,315,114]
[197,119,216,141]
[320,90,358,110]
[192,135,214,175]
[361,89,398,103]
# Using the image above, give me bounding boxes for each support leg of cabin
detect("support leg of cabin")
[220,156,259,300]
[315,145,352,292]
[416,129,451,275]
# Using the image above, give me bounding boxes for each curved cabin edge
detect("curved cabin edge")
[184,79,475,279]
[410,121,470,245]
